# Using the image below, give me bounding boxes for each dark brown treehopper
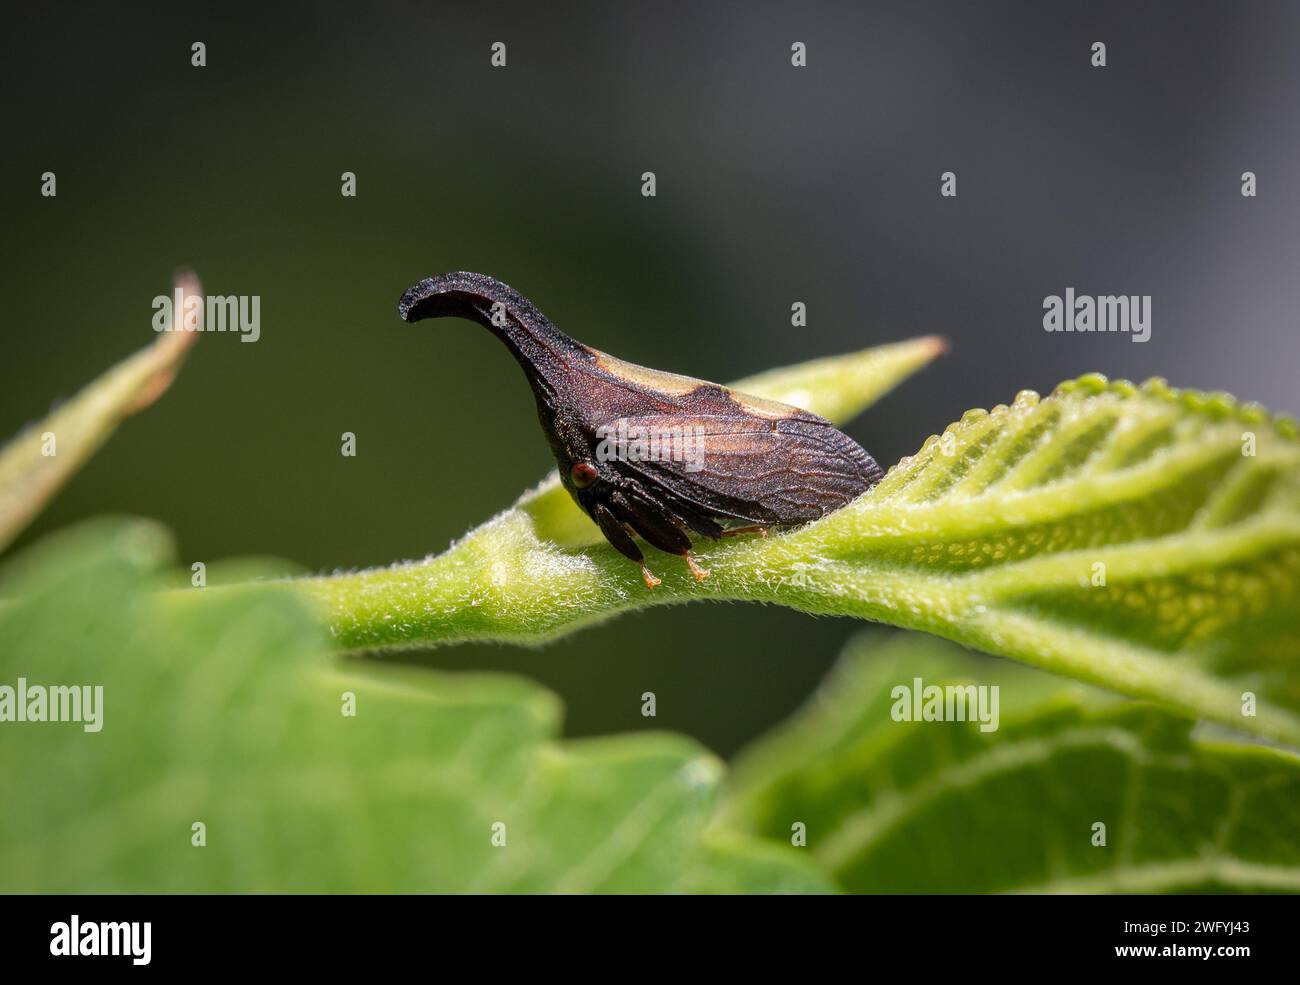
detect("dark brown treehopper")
[398,272,884,588]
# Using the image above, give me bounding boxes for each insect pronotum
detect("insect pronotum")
[398,272,884,588]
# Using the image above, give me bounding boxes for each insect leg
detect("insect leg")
[611,491,710,583]
[659,496,725,540]
[682,552,710,582]
[609,490,691,555]
[720,524,770,539]
[591,501,661,588]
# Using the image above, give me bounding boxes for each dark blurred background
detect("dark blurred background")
[3,1,1297,756]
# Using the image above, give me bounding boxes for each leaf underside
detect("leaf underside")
[0,521,828,893]
[724,633,1300,894]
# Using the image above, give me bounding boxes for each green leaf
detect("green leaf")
[305,374,1300,746]
[0,272,202,554]
[723,632,1300,893]
[0,520,830,893]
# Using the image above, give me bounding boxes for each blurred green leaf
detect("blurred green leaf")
[0,272,201,555]
[723,632,1300,893]
[0,520,829,893]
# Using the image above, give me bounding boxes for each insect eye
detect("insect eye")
[570,462,600,488]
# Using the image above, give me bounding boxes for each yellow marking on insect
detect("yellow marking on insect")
[591,350,801,420]
[728,387,804,421]
[591,350,704,395]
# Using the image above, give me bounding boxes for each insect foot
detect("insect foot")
[683,552,710,582]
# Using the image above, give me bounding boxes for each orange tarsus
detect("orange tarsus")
[683,552,710,582]
[640,563,662,589]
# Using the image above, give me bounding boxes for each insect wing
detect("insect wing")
[596,412,882,526]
